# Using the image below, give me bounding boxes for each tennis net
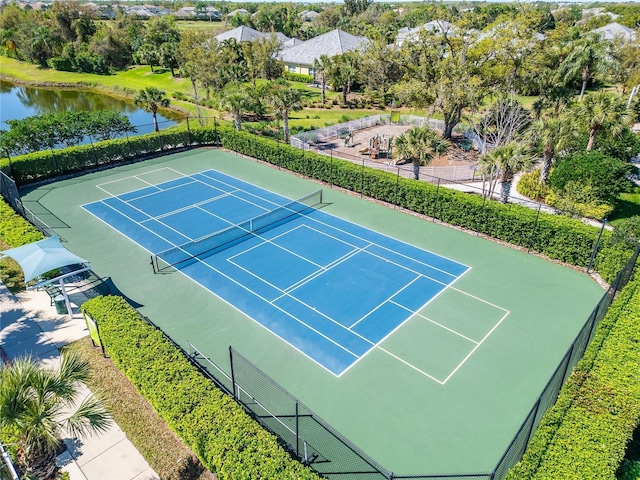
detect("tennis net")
[151,189,323,273]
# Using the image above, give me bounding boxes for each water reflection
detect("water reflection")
[0,80,183,135]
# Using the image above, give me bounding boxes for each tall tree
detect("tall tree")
[328,51,360,106]
[217,83,254,131]
[479,142,535,202]
[313,55,331,106]
[393,126,450,180]
[134,87,170,132]
[560,33,615,101]
[266,80,302,142]
[0,353,111,480]
[572,91,633,151]
[526,117,572,184]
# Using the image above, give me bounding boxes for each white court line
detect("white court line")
[94,167,180,197]
[179,168,473,281]
[89,166,506,379]
[441,309,511,384]
[376,346,446,384]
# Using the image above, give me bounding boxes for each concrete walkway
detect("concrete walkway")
[0,281,159,480]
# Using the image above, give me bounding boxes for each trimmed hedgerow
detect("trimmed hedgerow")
[81,295,321,480]
[0,198,44,248]
[505,278,640,480]
[1,126,634,281]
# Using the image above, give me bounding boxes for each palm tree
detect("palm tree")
[0,353,111,479]
[134,87,170,133]
[393,126,451,180]
[266,81,302,142]
[479,142,535,203]
[313,55,331,106]
[573,91,633,151]
[217,82,254,131]
[560,34,615,101]
[526,117,572,184]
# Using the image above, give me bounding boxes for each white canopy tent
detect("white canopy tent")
[0,237,90,318]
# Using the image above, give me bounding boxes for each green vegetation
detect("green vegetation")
[0,352,111,479]
[67,338,211,480]
[0,199,45,291]
[81,295,321,480]
[610,187,640,225]
[506,276,640,480]
[2,127,634,282]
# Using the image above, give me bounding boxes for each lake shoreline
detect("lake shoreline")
[0,72,193,119]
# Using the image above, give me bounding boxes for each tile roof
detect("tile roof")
[591,22,637,42]
[215,26,290,44]
[280,29,371,66]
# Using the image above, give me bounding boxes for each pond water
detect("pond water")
[0,80,183,135]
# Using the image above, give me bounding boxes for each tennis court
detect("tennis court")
[20,149,604,474]
[81,168,507,379]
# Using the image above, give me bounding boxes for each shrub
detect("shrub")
[516,169,550,200]
[283,72,314,84]
[82,296,321,480]
[546,181,614,220]
[548,151,633,205]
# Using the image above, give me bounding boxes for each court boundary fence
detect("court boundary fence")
[4,145,640,478]
[181,241,639,480]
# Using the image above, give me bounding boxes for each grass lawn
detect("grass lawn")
[175,20,227,35]
[610,185,640,225]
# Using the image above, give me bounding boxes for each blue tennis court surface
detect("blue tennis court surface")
[83,168,470,376]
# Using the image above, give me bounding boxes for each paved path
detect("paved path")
[0,282,159,480]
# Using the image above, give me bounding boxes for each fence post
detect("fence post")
[587,218,607,273]
[394,169,400,208]
[330,149,334,187]
[229,346,237,401]
[527,204,542,253]
[50,148,59,174]
[186,116,191,146]
[523,398,541,447]
[360,157,365,198]
[295,401,300,459]
[432,178,441,221]
[3,149,15,178]
[477,194,487,236]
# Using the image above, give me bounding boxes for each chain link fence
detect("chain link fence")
[182,241,639,480]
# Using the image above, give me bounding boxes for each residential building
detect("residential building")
[280,29,370,77]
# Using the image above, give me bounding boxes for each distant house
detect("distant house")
[395,20,456,46]
[590,22,637,43]
[280,29,371,77]
[298,10,320,22]
[200,6,221,21]
[227,8,249,18]
[215,26,290,46]
[174,6,196,18]
[126,6,153,18]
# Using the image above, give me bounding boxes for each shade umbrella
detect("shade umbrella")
[1,237,90,317]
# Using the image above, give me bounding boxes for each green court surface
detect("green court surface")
[20,149,605,475]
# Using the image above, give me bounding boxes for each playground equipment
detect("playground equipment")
[337,127,354,147]
[359,134,393,160]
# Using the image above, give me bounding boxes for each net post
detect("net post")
[150,255,156,274]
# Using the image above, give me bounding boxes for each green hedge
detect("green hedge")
[505,278,640,480]
[82,295,321,480]
[0,198,44,247]
[1,126,634,281]
[283,72,314,83]
[216,129,633,279]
